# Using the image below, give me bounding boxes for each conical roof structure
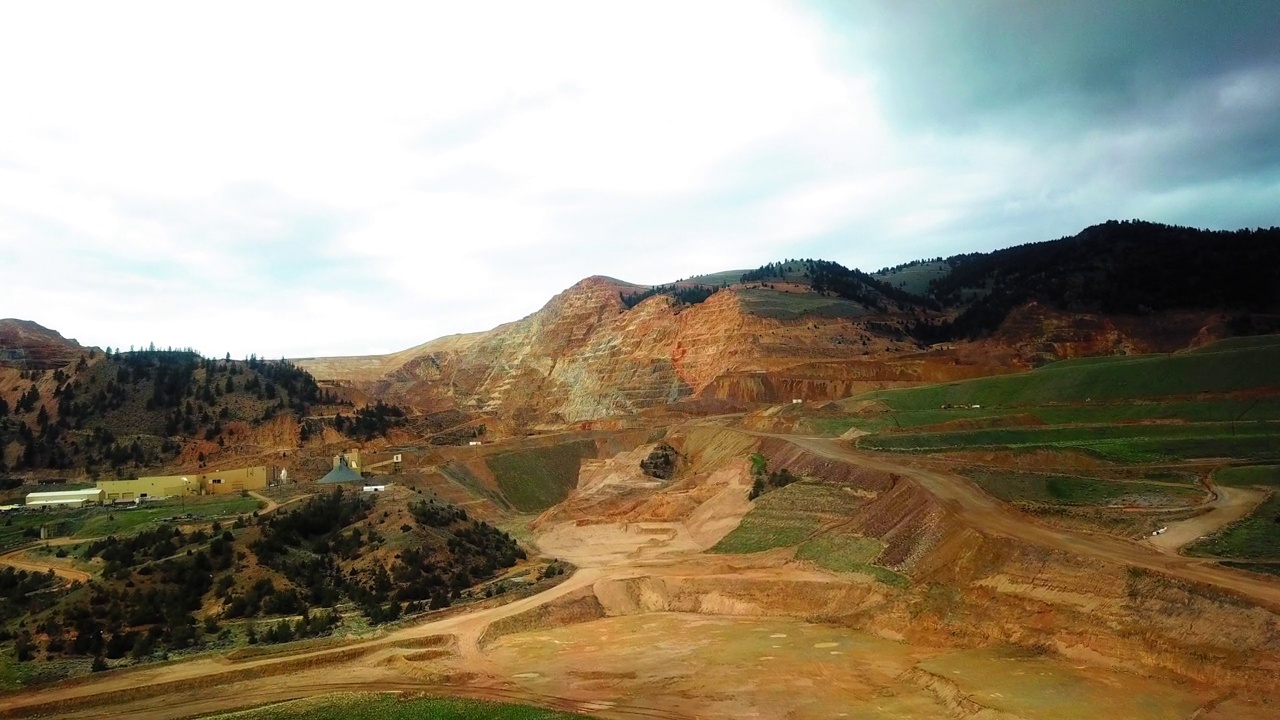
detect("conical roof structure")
[318,457,363,484]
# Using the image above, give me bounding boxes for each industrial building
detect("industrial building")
[25,488,106,507]
[97,476,197,502]
[97,465,279,502]
[196,465,276,495]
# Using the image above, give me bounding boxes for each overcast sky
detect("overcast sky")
[3,1,1278,358]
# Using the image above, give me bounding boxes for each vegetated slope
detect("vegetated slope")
[872,259,952,296]
[486,440,598,512]
[420,430,657,515]
[1,487,526,670]
[868,334,1280,410]
[846,335,1280,461]
[0,344,352,478]
[911,220,1280,341]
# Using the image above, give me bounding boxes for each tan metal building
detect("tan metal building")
[97,466,277,501]
[201,466,274,495]
[97,476,198,502]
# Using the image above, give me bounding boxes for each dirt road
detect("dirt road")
[780,434,1280,611]
[247,490,279,514]
[0,541,91,585]
[1143,485,1267,553]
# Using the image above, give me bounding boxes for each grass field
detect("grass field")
[487,440,595,512]
[963,470,1204,506]
[439,461,511,510]
[867,335,1280,411]
[736,288,871,320]
[1221,561,1280,577]
[794,533,908,586]
[710,507,812,554]
[0,495,263,550]
[0,511,56,552]
[711,482,854,554]
[1213,465,1280,487]
[208,693,592,720]
[815,337,1280,463]
[74,495,263,537]
[860,421,1280,462]
[1186,492,1280,560]
[813,398,1280,438]
[872,260,951,296]
[711,483,905,585]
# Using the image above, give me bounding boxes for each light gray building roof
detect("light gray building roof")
[26,488,104,504]
[317,457,363,484]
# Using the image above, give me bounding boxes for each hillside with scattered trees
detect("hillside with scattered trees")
[0,348,334,475]
[620,284,721,309]
[0,347,419,478]
[1,487,529,670]
[912,221,1280,340]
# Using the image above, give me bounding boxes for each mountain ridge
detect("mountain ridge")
[294,220,1280,428]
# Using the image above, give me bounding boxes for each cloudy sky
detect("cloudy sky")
[2,1,1277,358]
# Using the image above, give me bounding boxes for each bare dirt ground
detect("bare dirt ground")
[5,429,1280,720]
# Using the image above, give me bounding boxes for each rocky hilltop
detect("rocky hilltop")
[0,319,82,370]
[294,272,936,420]
[298,277,995,426]
[297,221,1280,428]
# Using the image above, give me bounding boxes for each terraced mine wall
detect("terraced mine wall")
[699,360,1011,404]
[572,429,1280,698]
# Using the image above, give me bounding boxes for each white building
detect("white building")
[362,485,386,493]
[25,488,105,507]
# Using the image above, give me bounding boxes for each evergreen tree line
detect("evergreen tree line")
[620,284,721,309]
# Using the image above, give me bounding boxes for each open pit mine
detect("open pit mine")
[3,225,1280,720]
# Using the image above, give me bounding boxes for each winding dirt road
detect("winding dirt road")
[1143,485,1267,553]
[781,434,1280,611]
[0,538,91,585]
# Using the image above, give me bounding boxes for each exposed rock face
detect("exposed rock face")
[639,443,680,480]
[986,303,1221,366]
[296,277,953,426]
[0,319,83,370]
[295,276,1225,427]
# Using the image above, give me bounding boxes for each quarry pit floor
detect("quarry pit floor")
[3,433,1280,720]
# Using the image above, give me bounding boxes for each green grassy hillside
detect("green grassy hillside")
[486,440,596,512]
[861,422,1279,462]
[0,349,342,477]
[1214,465,1280,487]
[815,335,1280,463]
[867,335,1280,411]
[872,260,952,296]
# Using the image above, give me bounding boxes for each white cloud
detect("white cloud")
[1,1,1275,357]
